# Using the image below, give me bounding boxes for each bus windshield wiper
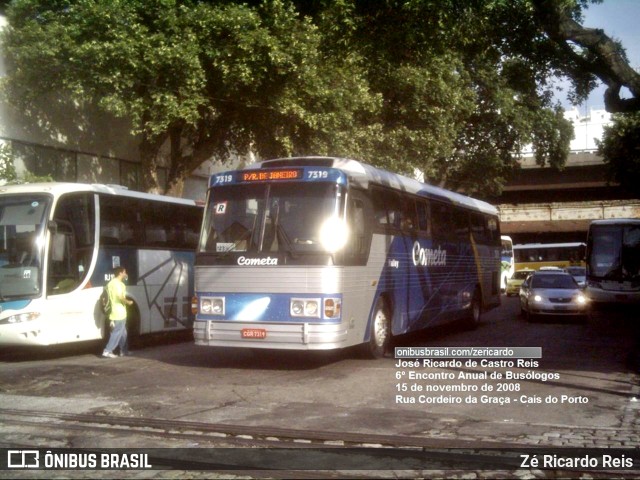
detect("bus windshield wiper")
[275,224,296,257]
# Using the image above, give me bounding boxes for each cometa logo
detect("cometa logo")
[412,241,447,267]
[237,256,278,266]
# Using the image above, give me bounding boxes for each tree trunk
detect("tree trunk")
[533,0,640,113]
[139,133,163,194]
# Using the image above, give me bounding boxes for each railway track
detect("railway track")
[2,407,639,478]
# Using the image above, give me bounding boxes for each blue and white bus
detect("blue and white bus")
[193,157,502,358]
[0,183,202,346]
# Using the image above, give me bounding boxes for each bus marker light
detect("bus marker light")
[191,296,198,315]
[324,298,342,319]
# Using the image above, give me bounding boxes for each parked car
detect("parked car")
[519,271,588,321]
[565,266,586,288]
[505,268,534,296]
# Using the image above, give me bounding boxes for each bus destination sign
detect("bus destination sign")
[241,169,302,182]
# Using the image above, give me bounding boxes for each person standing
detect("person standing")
[102,266,133,358]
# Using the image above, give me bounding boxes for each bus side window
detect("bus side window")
[400,198,417,232]
[372,188,402,231]
[172,205,202,249]
[431,202,454,241]
[349,198,366,255]
[453,209,469,241]
[143,201,169,247]
[386,192,402,230]
[371,188,389,229]
[100,195,143,247]
[470,213,489,245]
[346,193,371,265]
[416,200,429,233]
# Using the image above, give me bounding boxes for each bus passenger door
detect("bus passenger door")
[46,193,99,343]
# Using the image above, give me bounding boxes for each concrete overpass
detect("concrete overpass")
[499,200,640,238]
[489,152,639,244]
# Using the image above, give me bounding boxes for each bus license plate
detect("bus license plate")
[241,328,267,339]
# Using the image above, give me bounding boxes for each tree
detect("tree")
[2,0,378,195]
[528,0,640,194]
[3,0,638,197]
[296,0,576,194]
[0,143,17,184]
[597,112,640,196]
[531,0,640,113]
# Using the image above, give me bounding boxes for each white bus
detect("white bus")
[193,157,502,358]
[0,183,202,346]
[500,235,514,292]
[586,219,640,306]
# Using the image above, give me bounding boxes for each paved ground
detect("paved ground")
[1,297,639,478]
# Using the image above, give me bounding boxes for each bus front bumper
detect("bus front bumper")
[193,320,349,350]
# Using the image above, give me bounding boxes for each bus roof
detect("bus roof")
[589,218,640,227]
[514,242,586,249]
[0,182,197,206]
[245,156,498,216]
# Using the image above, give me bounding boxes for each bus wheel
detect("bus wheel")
[464,288,482,329]
[361,298,391,359]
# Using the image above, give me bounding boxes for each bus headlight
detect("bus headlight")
[0,312,41,324]
[291,300,304,316]
[319,217,349,253]
[290,298,321,318]
[200,296,225,316]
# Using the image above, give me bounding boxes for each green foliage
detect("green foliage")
[598,113,640,196]
[1,0,593,196]
[0,143,54,184]
[0,144,17,184]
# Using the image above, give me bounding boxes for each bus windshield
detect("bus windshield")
[0,195,50,299]
[199,182,341,255]
[589,224,640,280]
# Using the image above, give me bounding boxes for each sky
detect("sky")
[562,0,640,111]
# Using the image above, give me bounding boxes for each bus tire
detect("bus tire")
[361,297,391,359]
[464,288,482,329]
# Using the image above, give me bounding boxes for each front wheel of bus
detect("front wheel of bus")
[361,298,391,359]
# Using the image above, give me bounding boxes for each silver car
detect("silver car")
[519,271,588,321]
[565,266,586,288]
